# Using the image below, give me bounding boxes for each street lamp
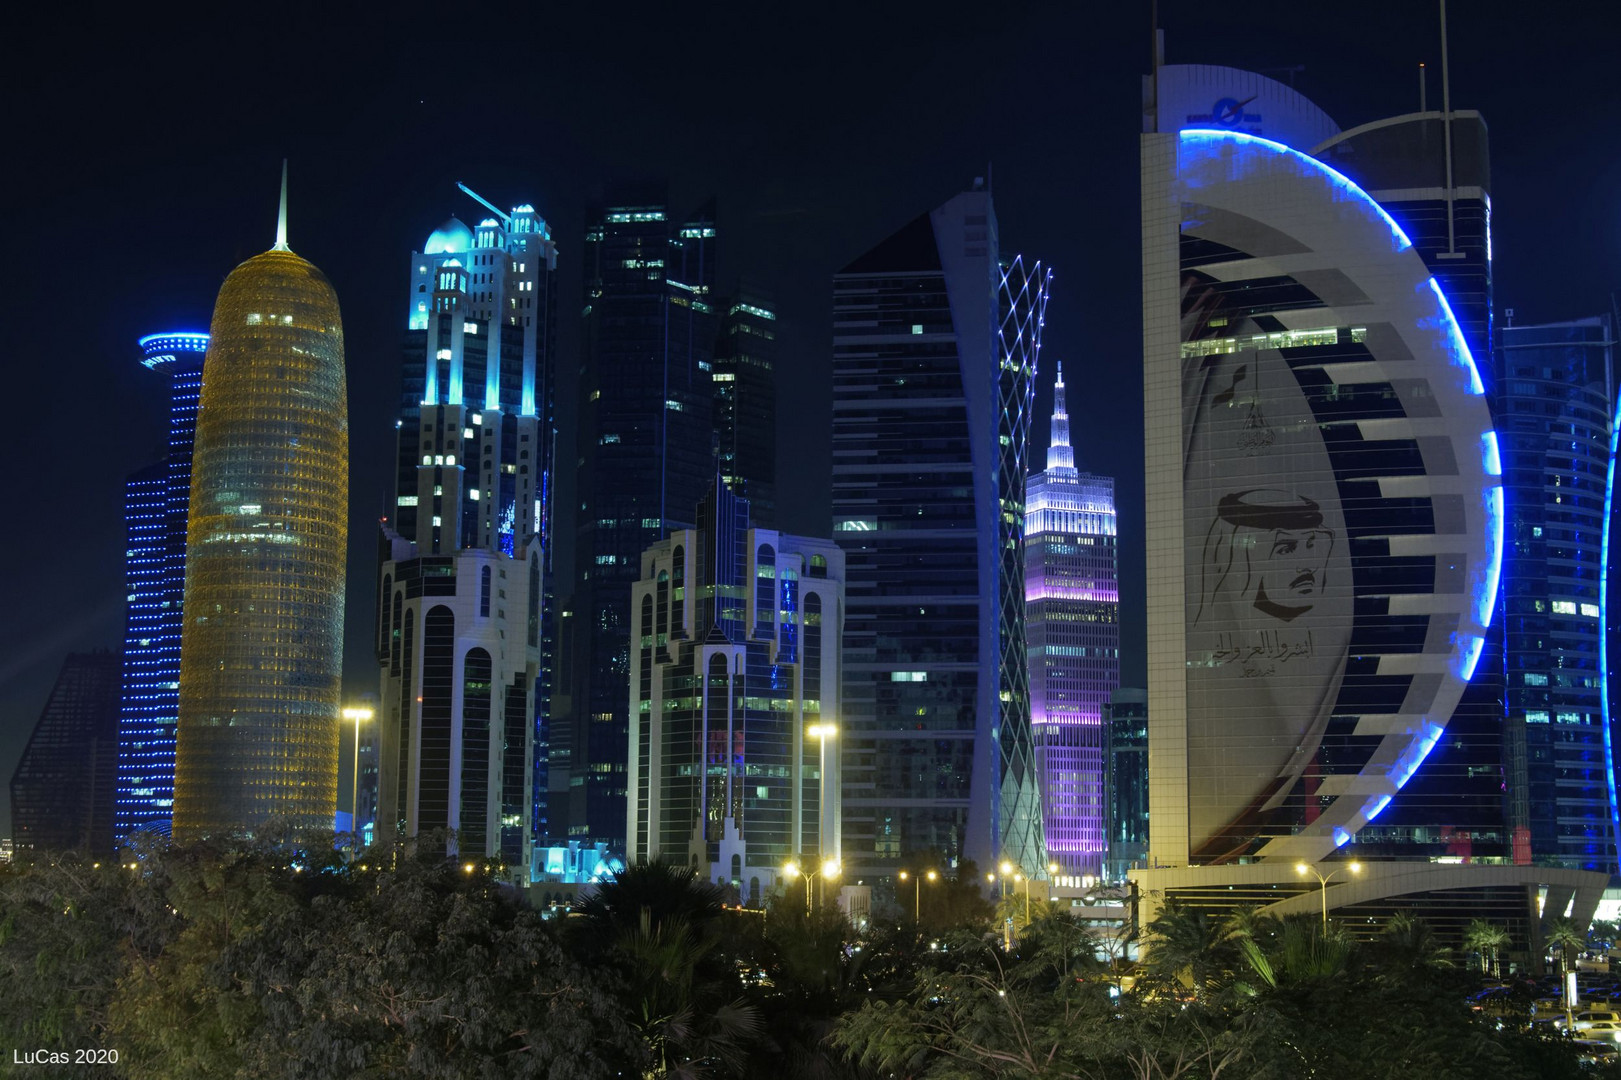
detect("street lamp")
[1013,872,1031,926]
[341,705,375,857]
[784,859,842,915]
[899,869,939,923]
[807,723,837,867]
[1295,861,1362,927]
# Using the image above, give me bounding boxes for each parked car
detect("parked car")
[1572,1039,1618,1067]
[1556,1009,1621,1032]
[1576,1020,1621,1041]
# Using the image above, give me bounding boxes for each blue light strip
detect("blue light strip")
[1600,390,1621,870]
[1179,129,1414,252]
[1426,278,1486,395]
[138,332,210,350]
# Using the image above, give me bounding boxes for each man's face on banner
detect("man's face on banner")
[1249,526,1332,619]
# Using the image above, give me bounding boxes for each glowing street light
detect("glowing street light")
[784,859,840,914]
[899,868,940,924]
[341,705,375,858]
[1295,861,1362,927]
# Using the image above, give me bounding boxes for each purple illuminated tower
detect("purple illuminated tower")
[1025,363,1119,878]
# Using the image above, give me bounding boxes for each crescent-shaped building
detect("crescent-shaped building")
[1134,65,1610,943]
[172,172,348,839]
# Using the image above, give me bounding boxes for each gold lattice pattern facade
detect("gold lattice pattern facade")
[174,248,348,837]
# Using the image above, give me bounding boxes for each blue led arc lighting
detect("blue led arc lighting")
[138,332,210,369]
[1179,129,1414,252]
[1177,128,1505,841]
[1600,390,1621,869]
[1425,278,1487,396]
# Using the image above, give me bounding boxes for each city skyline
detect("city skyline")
[5,4,1621,838]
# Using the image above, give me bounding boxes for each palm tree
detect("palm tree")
[1220,904,1281,948]
[577,860,728,937]
[1374,911,1452,973]
[1545,916,1586,980]
[579,861,759,1078]
[1142,899,1232,1001]
[1235,918,1352,994]
[1463,919,1511,978]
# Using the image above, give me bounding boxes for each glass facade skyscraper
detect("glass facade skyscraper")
[560,194,717,852]
[713,291,778,526]
[11,652,121,858]
[625,483,843,903]
[1025,363,1119,876]
[173,181,349,839]
[375,196,556,873]
[1496,315,1618,872]
[1104,688,1149,880]
[831,187,1047,880]
[115,330,208,845]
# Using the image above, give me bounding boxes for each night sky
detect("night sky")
[6,2,1618,836]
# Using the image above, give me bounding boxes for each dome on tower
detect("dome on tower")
[424,217,473,255]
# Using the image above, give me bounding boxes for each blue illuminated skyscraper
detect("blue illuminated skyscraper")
[1495,314,1618,872]
[375,190,556,874]
[114,330,208,846]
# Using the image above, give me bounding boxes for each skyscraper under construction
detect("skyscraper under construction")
[172,169,349,838]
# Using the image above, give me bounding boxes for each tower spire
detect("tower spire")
[1046,361,1076,475]
[273,160,289,252]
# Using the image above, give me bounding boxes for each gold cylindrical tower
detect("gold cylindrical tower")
[173,238,348,839]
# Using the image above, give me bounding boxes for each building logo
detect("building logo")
[1186,95,1262,133]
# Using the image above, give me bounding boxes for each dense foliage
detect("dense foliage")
[2,844,1614,1079]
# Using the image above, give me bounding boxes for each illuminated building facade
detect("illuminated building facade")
[713,291,778,526]
[625,483,843,903]
[1025,363,1118,876]
[1495,315,1618,871]
[172,177,349,839]
[1313,108,1512,867]
[1135,63,1607,939]
[375,192,556,873]
[115,330,208,844]
[831,186,1048,880]
[10,652,120,858]
[560,193,717,852]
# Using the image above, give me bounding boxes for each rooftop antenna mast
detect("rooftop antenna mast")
[1418,62,1427,112]
[1438,0,1462,260]
[457,181,512,229]
[273,159,290,252]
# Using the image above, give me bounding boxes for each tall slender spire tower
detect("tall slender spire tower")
[1025,362,1119,878]
[173,167,349,838]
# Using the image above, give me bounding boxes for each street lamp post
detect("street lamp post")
[784,858,841,915]
[1014,872,1031,926]
[1295,861,1362,927]
[899,869,938,924]
[341,706,374,858]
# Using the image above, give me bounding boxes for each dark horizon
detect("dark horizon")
[6,1,1619,837]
